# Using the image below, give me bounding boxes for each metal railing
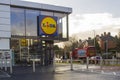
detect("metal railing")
[54,56,120,71]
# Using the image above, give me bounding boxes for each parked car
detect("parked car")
[90,56,100,64]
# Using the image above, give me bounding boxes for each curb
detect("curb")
[73,69,120,77]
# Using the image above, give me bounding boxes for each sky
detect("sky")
[24,0,120,40]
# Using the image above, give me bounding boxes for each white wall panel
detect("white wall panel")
[0,39,10,49]
[0,0,10,5]
[0,5,10,12]
[0,18,10,25]
[0,31,11,37]
[0,3,11,39]
[0,25,10,31]
[0,12,10,18]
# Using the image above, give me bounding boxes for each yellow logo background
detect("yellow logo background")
[40,17,57,34]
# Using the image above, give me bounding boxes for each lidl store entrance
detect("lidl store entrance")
[10,38,54,66]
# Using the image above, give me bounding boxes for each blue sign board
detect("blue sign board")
[77,50,86,57]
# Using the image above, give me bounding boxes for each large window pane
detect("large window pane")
[62,15,68,38]
[54,13,68,39]
[11,8,25,36]
[11,7,69,40]
[54,13,64,39]
[26,10,39,36]
[57,18,62,38]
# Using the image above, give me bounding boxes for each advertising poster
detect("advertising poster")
[77,49,86,57]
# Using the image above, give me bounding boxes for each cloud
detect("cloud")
[69,13,120,39]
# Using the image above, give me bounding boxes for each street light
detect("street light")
[93,30,96,47]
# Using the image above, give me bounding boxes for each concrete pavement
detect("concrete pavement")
[0,64,120,80]
[0,70,10,78]
[55,63,120,76]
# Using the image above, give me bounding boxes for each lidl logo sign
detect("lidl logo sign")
[41,17,57,34]
[38,15,58,36]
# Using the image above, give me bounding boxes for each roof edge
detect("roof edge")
[0,0,72,14]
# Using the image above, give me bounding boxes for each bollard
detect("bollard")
[70,56,73,71]
[10,59,13,74]
[53,57,55,72]
[112,56,115,65]
[86,57,89,70]
[33,60,35,72]
[1,58,4,69]
[5,58,7,71]
[95,59,97,65]
[100,56,103,70]
[0,59,2,69]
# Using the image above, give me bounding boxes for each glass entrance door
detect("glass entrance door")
[11,38,41,64]
[11,38,54,66]
[10,38,20,63]
[11,38,30,64]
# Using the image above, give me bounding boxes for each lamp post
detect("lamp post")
[93,30,96,47]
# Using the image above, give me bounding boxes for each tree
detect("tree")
[61,35,80,59]
[53,45,60,50]
[53,45,63,58]
[94,37,101,54]
[78,39,84,48]
[64,35,79,51]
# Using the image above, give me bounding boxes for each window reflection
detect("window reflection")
[54,13,67,39]
[58,18,62,38]
[26,10,39,36]
[11,8,25,36]
[62,15,67,38]
[11,7,69,39]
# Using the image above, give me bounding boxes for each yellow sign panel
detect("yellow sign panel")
[20,39,28,46]
[41,17,57,35]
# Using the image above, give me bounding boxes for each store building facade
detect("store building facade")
[0,0,72,66]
